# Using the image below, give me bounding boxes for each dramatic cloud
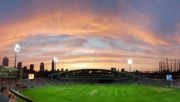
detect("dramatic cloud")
[0,0,179,71]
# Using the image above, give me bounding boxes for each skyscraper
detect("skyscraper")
[2,56,9,67]
[30,64,34,71]
[52,60,55,71]
[40,62,45,72]
[17,62,22,69]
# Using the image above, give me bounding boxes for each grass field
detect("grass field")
[19,84,180,102]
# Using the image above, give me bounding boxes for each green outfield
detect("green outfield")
[19,84,180,102]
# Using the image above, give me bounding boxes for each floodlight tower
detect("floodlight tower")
[53,57,59,71]
[128,59,133,72]
[14,44,20,68]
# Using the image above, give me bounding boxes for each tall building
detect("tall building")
[111,67,116,71]
[52,60,55,71]
[2,56,9,67]
[23,66,27,70]
[17,62,22,69]
[40,62,45,72]
[30,64,34,71]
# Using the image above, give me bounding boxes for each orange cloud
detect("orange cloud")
[0,2,168,46]
[0,1,173,71]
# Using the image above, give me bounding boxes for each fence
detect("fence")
[9,89,34,102]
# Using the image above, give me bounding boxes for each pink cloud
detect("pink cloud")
[0,0,178,71]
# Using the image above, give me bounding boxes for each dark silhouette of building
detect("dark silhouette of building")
[17,62,22,69]
[61,68,64,72]
[111,67,116,71]
[121,68,125,72]
[23,66,28,79]
[30,64,34,71]
[52,60,55,71]
[2,56,9,67]
[23,66,28,70]
[40,62,45,72]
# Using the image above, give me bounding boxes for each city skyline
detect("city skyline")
[0,0,180,71]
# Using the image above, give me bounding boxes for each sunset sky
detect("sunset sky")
[0,0,180,71]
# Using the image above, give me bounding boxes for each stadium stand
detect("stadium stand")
[0,69,180,102]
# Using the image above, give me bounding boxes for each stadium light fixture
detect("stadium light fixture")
[53,57,59,71]
[15,44,20,53]
[14,44,21,68]
[128,59,133,72]
[53,57,59,63]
